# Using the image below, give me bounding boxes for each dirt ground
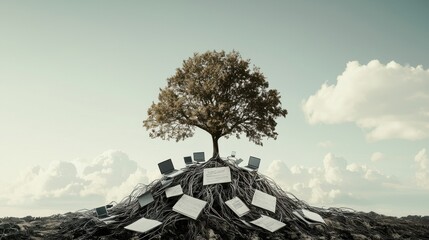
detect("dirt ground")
[1,211,429,239]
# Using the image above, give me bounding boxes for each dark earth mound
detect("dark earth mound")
[2,158,429,239]
[2,212,429,239]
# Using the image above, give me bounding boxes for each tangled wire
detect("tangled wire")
[54,157,332,239]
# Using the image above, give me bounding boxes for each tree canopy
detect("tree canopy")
[143,50,287,157]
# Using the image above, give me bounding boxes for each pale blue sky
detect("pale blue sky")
[1,1,428,217]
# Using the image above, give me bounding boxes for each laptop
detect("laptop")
[184,156,193,165]
[193,152,205,163]
[95,206,117,221]
[138,191,154,208]
[242,156,261,172]
[235,158,244,165]
[227,151,239,162]
[158,159,184,178]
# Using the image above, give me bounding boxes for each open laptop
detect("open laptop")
[95,205,117,221]
[158,159,184,178]
[184,156,193,165]
[193,152,205,163]
[227,151,243,164]
[138,191,154,208]
[227,151,236,160]
[241,156,261,172]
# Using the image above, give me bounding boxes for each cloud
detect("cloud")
[265,153,405,210]
[371,152,384,162]
[318,140,334,148]
[0,150,149,216]
[323,153,347,185]
[79,150,147,197]
[414,148,429,188]
[302,60,429,141]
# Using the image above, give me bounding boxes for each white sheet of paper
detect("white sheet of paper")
[203,167,231,185]
[225,197,250,217]
[103,220,116,225]
[301,209,325,224]
[293,211,317,226]
[251,215,285,232]
[251,189,276,212]
[165,184,183,198]
[173,194,207,220]
[124,217,162,233]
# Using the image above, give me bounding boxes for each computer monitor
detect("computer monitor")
[95,206,108,218]
[248,156,261,169]
[193,152,205,163]
[158,159,174,174]
[184,156,193,164]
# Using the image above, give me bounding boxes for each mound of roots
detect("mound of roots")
[54,157,333,239]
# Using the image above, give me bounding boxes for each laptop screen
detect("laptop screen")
[95,206,108,218]
[138,192,154,208]
[158,159,174,174]
[249,156,261,168]
[193,152,205,162]
[184,156,192,164]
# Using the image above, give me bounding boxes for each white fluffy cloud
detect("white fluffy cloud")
[318,140,334,148]
[415,148,429,188]
[371,152,384,162]
[323,153,347,185]
[303,60,429,141]
[0,150,149,215]
[265,153,403,209]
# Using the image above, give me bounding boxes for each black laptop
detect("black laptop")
[158,159,184,178]
[184,156,193,165]
[95,206,116,221]
[242,156,261,171]
[193,152,205,163]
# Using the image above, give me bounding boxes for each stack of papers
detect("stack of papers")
[165,184,183,198]
[251,190,276,213]
[124,217,162,233]
[173,194,207,220]
[293,209,326,225]
[203,167,231,185]
[251,215,286,232]
[225,197,250,217]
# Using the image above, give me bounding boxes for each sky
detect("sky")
[0,0,428,217]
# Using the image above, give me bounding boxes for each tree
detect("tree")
[143,50,287,158]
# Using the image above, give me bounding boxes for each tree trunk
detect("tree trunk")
[212,135,219,158]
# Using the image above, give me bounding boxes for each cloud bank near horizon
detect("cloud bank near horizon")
[0,150,150,215]
[265,148,429,216]
[415,148,429,189]
[1,149,428,217]
[302,60,429,141]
